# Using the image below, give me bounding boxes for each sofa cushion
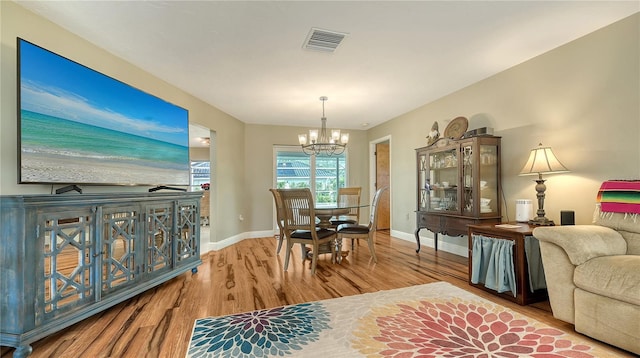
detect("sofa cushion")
[574,289,640,355]
[533,226,627,265]
[593,204,640,254]
[619,230,640,255]
[574,255,640,306]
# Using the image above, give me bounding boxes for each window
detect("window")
[275,147,346,206]
[190,161,210,191]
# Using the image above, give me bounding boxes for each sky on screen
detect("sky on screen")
[19,40,188,147]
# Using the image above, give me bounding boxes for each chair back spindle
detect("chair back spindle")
[269,189,286,254]
[331,186,361,227]
[278,188,337,274]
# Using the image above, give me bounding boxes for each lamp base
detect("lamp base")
[528,217,555,226]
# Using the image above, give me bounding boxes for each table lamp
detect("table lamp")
[519,143,569,225]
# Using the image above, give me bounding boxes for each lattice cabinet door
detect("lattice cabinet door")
[144,202,175,275]
[175,199,200,268]
[36,208,96,324]
[1,192,203,356]
[99,205,141,295]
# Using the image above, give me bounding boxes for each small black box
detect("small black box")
[561,211,575,226]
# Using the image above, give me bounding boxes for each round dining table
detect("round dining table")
[314,207,350,228]
[310,204,368,263]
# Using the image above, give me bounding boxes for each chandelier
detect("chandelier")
[298,96,349,156]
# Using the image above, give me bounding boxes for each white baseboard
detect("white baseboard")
[201,230,274,254]
[391,229,468,258]
[202,229,468,258]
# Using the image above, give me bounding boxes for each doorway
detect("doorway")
[370,136,391,230]
[189,123,214,250]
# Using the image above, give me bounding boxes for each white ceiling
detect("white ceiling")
[15,1,639,134]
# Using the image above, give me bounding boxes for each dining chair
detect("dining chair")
[278,188,337,275]
[336,186,388,263]
[268,189,286,254]
[330,186,361,227]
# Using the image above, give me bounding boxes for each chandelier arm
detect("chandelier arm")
[301,144,314,155]
[300,142,346,156]
[298,96,347,156]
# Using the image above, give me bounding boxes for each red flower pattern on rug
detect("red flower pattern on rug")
[353,299,597,358]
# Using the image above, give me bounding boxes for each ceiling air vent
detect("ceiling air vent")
[303,28,348,53]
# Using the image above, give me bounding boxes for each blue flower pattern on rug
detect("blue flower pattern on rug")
[188,302,331,357]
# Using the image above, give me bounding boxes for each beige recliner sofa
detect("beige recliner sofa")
[533,205,640,355]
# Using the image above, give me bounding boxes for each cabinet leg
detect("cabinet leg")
[414,228,422,253]
[191,267,198,274]
[13,345,33,358]
[434,233,438,251]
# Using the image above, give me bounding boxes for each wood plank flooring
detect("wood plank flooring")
[1,231,633,357]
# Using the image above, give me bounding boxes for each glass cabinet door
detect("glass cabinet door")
[462,144,473,214]
[175,200,200,266]
[479,144,499,214]
[40,209,96,322]
[428,147,459,213]
[417,151,429,211]
[145,203,174,275]
[461,139,500,216]
[102,207,139,294]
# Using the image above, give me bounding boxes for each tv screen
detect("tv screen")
[17,38,190,186]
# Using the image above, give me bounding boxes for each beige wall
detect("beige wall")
[0,2,247,243]
[190,147,210,162]
[368,13,639,252]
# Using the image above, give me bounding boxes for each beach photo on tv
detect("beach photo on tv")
[18,39,190,186]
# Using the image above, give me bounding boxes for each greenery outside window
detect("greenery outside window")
[274,147,347,206]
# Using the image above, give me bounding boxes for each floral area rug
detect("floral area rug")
[186,282,621,357]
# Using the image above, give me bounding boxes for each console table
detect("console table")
[0,192,202,357]
[468,223,548,305]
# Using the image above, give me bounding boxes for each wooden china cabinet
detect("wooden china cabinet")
[415,136,502,252]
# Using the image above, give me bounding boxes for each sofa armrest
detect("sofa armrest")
[537,241,576,324]
[533,225,627,266]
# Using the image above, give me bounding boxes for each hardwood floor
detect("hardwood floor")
[1,231,633,357]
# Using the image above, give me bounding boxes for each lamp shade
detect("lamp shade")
[520,144,569,175]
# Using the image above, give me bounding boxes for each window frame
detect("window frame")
[273,145,348,206]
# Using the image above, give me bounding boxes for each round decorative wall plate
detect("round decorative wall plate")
[443,116,468,139]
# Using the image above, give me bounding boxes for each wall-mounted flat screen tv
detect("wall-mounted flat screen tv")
[17,38,190,186]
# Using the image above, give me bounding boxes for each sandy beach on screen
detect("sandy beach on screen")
[21,152,189,185]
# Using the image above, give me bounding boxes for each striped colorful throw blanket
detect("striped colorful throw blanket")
[597,180,640,214]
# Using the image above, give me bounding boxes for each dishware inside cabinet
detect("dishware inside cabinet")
[414,135,502,253]
[428,148,459,213]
